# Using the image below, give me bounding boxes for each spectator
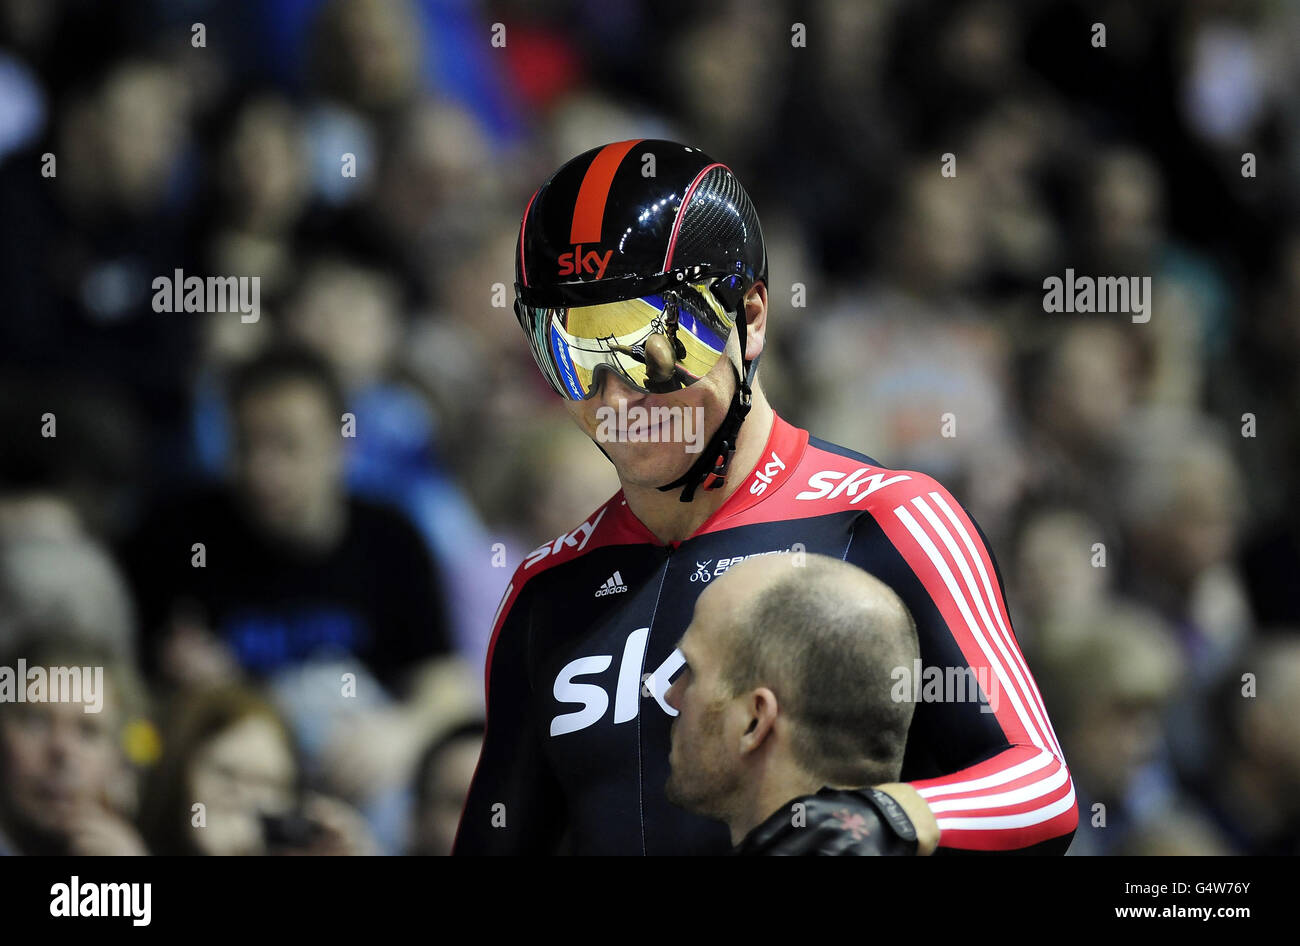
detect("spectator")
[0,535,138,660]
[123,346,475,815]
[0,632,147,855]
[1191,637,1300,855]
[408,719,483,856]
[1035,604,1198,855]
[139,684,373,855]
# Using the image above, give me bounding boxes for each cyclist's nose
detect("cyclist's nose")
[593,366,645,411]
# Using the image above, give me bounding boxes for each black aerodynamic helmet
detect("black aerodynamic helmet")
[513,139,768,502]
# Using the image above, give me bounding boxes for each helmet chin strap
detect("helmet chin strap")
[656,301,759,503]
[589,296,759,504]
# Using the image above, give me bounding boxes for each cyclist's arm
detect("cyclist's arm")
[453,574,566,855]
[852,475,1078,853]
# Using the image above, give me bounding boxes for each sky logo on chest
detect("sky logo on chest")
[222,607,368,675]
[550,627,684,737]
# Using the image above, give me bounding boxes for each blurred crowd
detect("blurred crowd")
[0,0,1298,855]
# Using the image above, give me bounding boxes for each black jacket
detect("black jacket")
[734,787,920,856]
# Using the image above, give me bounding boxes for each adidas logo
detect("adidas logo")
[595,571,629,597]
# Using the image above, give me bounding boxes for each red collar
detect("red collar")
[608,412,809,548]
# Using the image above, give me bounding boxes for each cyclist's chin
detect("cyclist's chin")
[606,440,700,490]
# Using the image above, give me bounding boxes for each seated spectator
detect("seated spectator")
[0,632,147,855]
[1192,636,1300,855]
[140,684,373,855]
[1034,604,1204,855]
[123,347,476,814]
[282,254,502,665]
[1117,408,1251,685]
[663,553,937,855]
[190,254,501,676]
[0,533,138,661]
[408,720,484,856]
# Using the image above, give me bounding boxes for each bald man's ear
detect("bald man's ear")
[738,687,779,755]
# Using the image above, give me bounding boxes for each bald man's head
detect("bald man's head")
[702,552,919,786]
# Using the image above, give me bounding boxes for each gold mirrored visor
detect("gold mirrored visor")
[516,279,737,400]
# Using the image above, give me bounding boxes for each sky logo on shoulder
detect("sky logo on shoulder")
[796,468,911,504]
[525,506,608,570]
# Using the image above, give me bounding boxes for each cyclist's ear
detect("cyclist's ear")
[743,282,768,361]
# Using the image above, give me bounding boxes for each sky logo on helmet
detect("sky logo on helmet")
[558,244,614,279]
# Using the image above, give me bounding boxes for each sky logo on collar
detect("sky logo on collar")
[749,450,787,496]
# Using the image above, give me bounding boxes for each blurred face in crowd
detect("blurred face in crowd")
[97,60,188,212]
[218,97,309,234]
[670,13,777,153]
[894,168,984,290]
[315,0,422,111]
[664,573,750,821]
[1045,323,1136,451]
[286,266,399,392]
[1158,455,1238,581]
[561,286,767,491]
[1086,150,1164,268]
[187,715,297,856]
[233,379,345,545]
[375,102,495,250]
[1061,630,1179,802]
[1068,695,1167,802]
[1014,509,1109,624]
[1241,649,1300,794]
[1128,443,1241,588]
[412,733,483,856]
[0,686,121,842]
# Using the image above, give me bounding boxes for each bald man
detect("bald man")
[664,552,939,855]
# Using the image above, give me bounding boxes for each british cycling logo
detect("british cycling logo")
[693,548,797,584]
[796,468,912,504]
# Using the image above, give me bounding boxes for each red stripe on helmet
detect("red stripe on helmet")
[569,139,642,245]
[662,163,726,273]
[518,186,540,288]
